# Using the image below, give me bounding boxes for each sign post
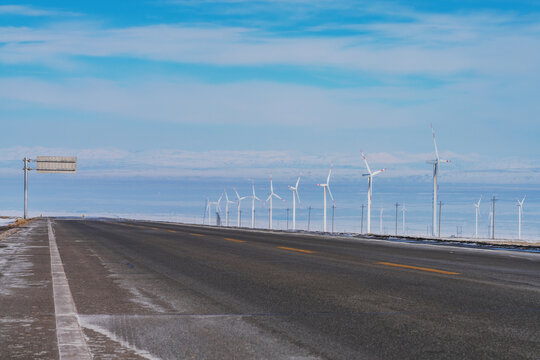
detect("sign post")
[23,156,77,219]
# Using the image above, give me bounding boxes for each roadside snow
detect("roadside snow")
[0,218,16,227]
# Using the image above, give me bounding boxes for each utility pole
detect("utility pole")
[307,206,312,231]
[360,204,365,234]
[331,204,335,233]
[395,202,399,236]
[492,196,497,239]
[438,201,442,237]
[23,158,29,219]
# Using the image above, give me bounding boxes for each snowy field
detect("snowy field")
[0,218,16,227]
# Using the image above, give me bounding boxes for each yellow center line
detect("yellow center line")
[190,233,205,237]
[223,237,246,243]
[167,230,177,233]
[277,246,314,254]
[151,227,160,230]
[377,262,461,275]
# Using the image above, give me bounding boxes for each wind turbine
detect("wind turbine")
[287,175,301,230]
[517,196,526,240]
[474,196,482,239]
[361,151,386,234]
[223,191,235,226]
[426,125,450,237]
[234,188,248,227]
[265,175,284,230]
[316,165,334,232]
[207,196,222,226]
[204,198,210,224]
[250,181,261,229]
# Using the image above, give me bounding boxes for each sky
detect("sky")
[1,0,540,184]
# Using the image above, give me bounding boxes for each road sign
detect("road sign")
[36,156,77,173]
[23,156,78,219]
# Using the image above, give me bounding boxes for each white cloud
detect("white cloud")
[0,146,537,184]
[0,11,539,76]
[0,5,78,17]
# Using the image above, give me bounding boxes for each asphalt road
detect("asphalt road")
[2,218,539,359]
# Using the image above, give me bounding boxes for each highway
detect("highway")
[1,218,539,359]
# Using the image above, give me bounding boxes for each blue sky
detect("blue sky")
[1,0,539,183]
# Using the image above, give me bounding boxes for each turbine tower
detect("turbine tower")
[426,125,450,237]
[361,151,386,234]
[265,175,284,230]
[517,196,526,240]
[287,175,301,230]
[474,196,482,239]
[223,191,235,226]
[234,188,248,227]
[402,203,407,234]
[316,165,334,232]
[250,181,261,229]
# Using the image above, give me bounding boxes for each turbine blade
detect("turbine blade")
[361,150,372,174]
[327,186,335,203]
[327,165,332,184]
[431,124,440,160]
[372,168,386,176]
[234,188,240,200]
[295,176,300,189]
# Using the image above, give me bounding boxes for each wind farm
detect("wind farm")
[1,1,539,359]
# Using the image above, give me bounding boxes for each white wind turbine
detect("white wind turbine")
[316,165,334,232]
[250,181,261,229]
[287,175,301,230]
[474,196,482,239]
[517,196,526,240]
[234,188,248,227]
[265,175,284,230]
[207,195,222,226]
[426,125,450,237]
[223,191,235,226]
[204,198,210,225]
[361,151,386,234]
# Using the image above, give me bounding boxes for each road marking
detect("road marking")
[277,246,314,254]
[167,230,177,233]
[224,237,246,243]
[190,233,205,237]
[377,262,461,275]
[48,220,92,359]
[151,227,160,230]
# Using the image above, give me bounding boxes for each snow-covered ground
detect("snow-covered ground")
[0,218,16,227]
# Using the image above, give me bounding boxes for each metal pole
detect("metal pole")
[24,158,28,219]
[395,202,399,236]
[331,204,335,233]
[360,204,364,234]
[438,201,442,238]
[492,196,496,239]
[308,206,311,231]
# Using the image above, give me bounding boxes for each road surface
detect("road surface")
[1,218,539,359]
